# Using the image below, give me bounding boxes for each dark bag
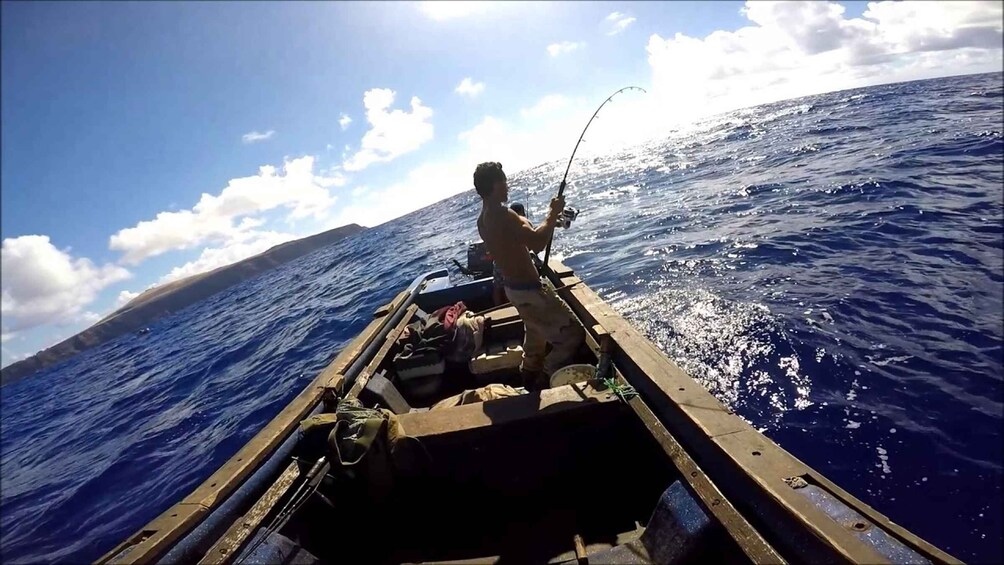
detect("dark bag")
[298,397,402,502]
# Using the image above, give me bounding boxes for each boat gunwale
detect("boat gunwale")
[95,270,442,564]
[100,261,962,565]
[542,259,961,565]
[217,261,958,564]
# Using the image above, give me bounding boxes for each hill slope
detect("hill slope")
[1,224,366,386]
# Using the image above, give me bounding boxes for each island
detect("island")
[0,223,366,386]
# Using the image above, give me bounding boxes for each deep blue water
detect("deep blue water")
[2,72,1001,564]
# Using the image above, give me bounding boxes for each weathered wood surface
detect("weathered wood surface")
[197,462,301,564]
[484,305,520,324]
[348,304,419,398]
[625,385,785,564]
[397,382,617,438]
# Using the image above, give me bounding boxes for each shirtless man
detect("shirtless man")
[474,161,585,390]
[492,203,529,306]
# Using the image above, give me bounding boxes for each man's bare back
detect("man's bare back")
[479,198,564,285]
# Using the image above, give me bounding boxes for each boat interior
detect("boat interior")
[96,261,960,565]
[244,277,751,564]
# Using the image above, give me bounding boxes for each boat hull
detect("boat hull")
[97,261,959,565]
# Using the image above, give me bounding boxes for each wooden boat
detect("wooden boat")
[98,260,960,564]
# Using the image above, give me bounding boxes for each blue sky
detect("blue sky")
[2,0,1001,366]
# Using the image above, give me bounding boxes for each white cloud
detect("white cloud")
[459,98,608,173]
[419,1,491,20]
[339,113,352,131]
[342,88,434,172]
[158,230,297,284]
[1,235,131,333]
[856,1,1003,53]
[547,41,585,57]
[645,1,1003,121]
[109,156,344,264]
[605,12,636,36]
[520,94,570,119]
[455,77,486,97]
[242,130,275,144]
[331,91,633,229]
[457,116,515,165]
[115,290,140,308]
[327,161,469,228]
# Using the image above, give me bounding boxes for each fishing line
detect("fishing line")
[541,86,646,271]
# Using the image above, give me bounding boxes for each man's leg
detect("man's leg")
[521,320,547,375]
[507,289,547,375]
[538,286,586,377]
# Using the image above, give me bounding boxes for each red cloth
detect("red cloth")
[432,301,467,332]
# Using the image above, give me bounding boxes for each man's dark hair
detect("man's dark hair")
[509,203,526,217]
[473,161,505,198]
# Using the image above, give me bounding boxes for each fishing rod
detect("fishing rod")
[540,85,646,271]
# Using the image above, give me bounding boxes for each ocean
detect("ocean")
[1,72,1001,563]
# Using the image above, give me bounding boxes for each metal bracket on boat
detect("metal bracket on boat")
[589,324,636,401]
[573,534,589,564]
[373,301,395,318]
[592,324,613,382]
[552,278,583,293]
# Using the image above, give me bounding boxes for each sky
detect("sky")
[2,1,1002,367]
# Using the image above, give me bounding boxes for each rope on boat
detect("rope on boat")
[600,376,637,403]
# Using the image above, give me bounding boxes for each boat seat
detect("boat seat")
[419,305,518,324]
[469,337,523,376]
[360,370,412,415]
[484,305,520,324]
[553,480,715,565]
[396,382,616,438]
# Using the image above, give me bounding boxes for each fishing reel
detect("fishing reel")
[556,207,579,229]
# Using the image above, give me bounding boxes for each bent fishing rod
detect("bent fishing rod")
[540,85,646,271]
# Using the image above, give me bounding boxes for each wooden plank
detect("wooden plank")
[397,382,617,438]
[96,291,407,565]
[546,260,575,278]
[348,304,419,398]
[106,504,207,565]
[474,301,513,317]
[552,277,747,440]
[625,388,785,564]
[573,534,587,564]
[591,324,610,340]
[802,474,961,564]
[197,462,301,565]
[713,430,947,564]
[373,290,409,318]
[485,306,520,324]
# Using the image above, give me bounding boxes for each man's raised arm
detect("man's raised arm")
[512,196,565,253]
